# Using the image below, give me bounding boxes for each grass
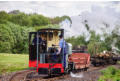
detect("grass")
[98,66,120,81]
[0,53,29,74]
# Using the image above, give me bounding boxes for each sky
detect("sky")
[0,1,120,39]
[0,1,120,17]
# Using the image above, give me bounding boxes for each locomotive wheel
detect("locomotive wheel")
[66,62,75,74]
[93,62,98,67]
[112,60,117,65]
[65,68,70,74]
[65,63,73,74]
[108,59,115,64]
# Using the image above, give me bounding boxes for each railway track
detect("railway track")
[6,64,112,81]
[8,70,35,81]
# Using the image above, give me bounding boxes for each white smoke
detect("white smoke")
[60,19,76,38]
[60,5,120,40]
[81,5,120,35]
[60,18,90,40]
[70,72,83,78]
[111,38,120,54]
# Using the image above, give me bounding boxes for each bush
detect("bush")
[0,24,14,53]
[0,22,35,53]
[99,66,120,81]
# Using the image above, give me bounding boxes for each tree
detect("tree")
[0,24,14,53]
[66,35,87,48]
[0,10,73,54]
[8,10,21,14]
[6,22,35,53]
[9,13,32,26]
[87,31,104,55]
[0,22,35,53]
[0,11,10,24]
[30,14,50,27]
[50,15,72,24]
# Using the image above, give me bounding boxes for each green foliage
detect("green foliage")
[111,27,120,53]
[8,11,71,27]
[9,13,32,26]
[9,10,21,14]
[99,66,120,81]
[66,35,87,48]
[0,10,71,54]
[19,27,35,53]
[103,34,113,51]
[0,24,14,53]
[0,11,10,24]
[0,10,120,55]
[35,24,60,31]
[30,14,50,26]
[66,31,108,55]
[66,30,120,56]
[0,22,35,53]
[50,15,72,24]
[87,31,106,55]
[9,11,51,27]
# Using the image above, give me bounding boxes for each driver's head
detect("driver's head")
[59,34,63,39]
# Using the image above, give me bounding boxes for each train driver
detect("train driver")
[32,34,42,45]
[57,34,67,68]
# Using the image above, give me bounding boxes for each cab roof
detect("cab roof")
[38,28,64,31]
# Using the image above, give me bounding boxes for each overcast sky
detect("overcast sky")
[0,1,120,17]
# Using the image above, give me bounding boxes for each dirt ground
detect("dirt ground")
[56,68,101,81]
[56,64,120,81]
[0,64,120,81]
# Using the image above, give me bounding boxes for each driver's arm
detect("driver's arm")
[57,40,63,54]
[57,47,61,54]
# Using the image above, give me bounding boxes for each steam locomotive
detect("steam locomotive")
[29,28,90,76]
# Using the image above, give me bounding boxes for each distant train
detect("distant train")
[29,28,90,76]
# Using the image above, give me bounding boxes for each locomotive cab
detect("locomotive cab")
[29,28,66,75]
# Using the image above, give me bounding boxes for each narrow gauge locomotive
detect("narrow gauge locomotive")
[29,28,90,76]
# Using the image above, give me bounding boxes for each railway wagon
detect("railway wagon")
[29,28,90,75]
[68,52,90,71]
[91,51,118,66]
